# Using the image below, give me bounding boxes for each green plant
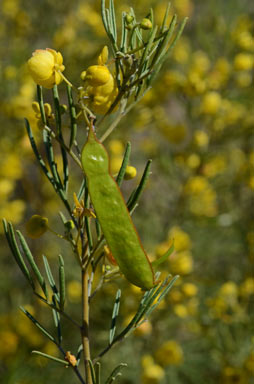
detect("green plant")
[3,1,186,383]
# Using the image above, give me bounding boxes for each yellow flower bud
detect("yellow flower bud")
[27,48,65,89]
[84,65,111,86]
[124,165,137,180]
[140,18,153,30]
[97,46,109,65]
[32,101,40,114]
[44,103,52,117]
[25,215,48,239]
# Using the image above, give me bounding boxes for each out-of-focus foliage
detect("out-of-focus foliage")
[0,0,253,383]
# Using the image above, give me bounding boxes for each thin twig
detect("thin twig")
[81,269,93,384]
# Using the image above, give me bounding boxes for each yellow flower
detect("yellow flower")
[219,282,238,298]
[82,65,111,86]
[108,140,124,156]
[239,278,254,297]
[27,48,65,88]
[110,156,123,174]
[0,331,18,357]
[134,320,152,337]
[235,72,252,88]
[25,215,48,239]
[182,283,198,297]
[186,154,201,169]
[81,47,118,115]
[170,251,193,275]
[234,53,254,71]
[168,226,192,252]
[174,304,188,318]
[142,355,165,384]
[67,280,82,303]
[155,340,184,366]
[97,46,109,65]
[184,176,218,217]
[245,352,254,374]
[201,91,221,115]
[81,70,118,115]
[194,130,209,148]
[222,366,247,384]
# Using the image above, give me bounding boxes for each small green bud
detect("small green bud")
[25,215,48,239]
[140,18,153,30]
[126,14,134,24]
[64,220,75,231]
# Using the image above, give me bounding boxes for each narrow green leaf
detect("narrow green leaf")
[95,218,102,241]
[144,275,179,318]
[3,221,35,289]
[53,85,69,194]
[88,360,97,384]
[161,2,171,32]
[120,12,127,52]
[85,182,93,251]
[37,85,47,125]
[127,159,152,211]
[25,119,55,186]
[32,350,67,365]
[77,178,86,201]
[109,289,121,344]
[167,17,188,54]
[42,129,63,190]
[101,0,109,33]
[151,242,174,268]
[116,142,131,186]
[59,211,67,224]
[43,255,59,301]
[139,25,158,73]
[59,255,65,311]
[52,295,62,343]
[95,362,101,384]
[76,344,83,366]
[66,84,77,148]
[16,230,47,298]
[109,0,117,42]
[20,306,55,342]
[150,14,177,69]
[105,363,127,384]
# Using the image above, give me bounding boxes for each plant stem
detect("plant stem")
[81,269,93,384]
[57,344,86,384]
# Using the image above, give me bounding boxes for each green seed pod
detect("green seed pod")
[81,128,155,290]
